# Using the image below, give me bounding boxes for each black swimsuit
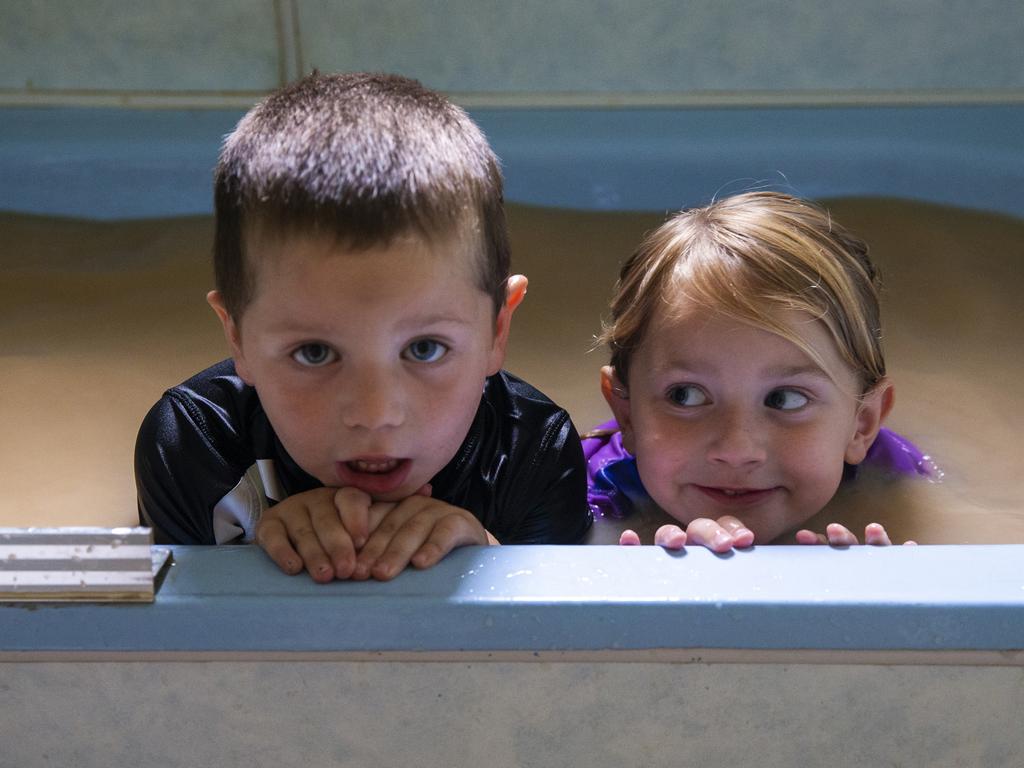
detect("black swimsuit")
[135,359,592,545]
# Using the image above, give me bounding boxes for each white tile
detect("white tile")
[1,0,281,91]
[297,0,1024,92]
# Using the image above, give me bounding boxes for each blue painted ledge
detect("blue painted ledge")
[2,104,1023,220]
[2,545,1022,653]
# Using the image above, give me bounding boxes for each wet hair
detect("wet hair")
[214,71,509,319]
[601,191,885,393]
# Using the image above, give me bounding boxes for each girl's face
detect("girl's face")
[603,301,890,543]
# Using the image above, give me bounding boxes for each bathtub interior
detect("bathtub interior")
[1,104,1023,543]
[3,104,1024,767]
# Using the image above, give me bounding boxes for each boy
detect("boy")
[135,72,591,581]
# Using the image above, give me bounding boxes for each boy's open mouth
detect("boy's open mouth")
[336,457,412,496]
[350,459,400,473]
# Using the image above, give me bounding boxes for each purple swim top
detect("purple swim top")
[582,420,940,521]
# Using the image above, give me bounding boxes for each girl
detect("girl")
[584,192,938,551]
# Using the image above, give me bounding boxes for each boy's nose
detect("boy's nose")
[339,368,405,431]
[706,409,767,467]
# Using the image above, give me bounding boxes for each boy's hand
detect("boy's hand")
[618,516,755,553]
[255,486,370,582]
[351,495,494,581]
[795,522,918,546]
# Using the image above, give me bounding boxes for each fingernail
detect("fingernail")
[712,532,732,549]
[412,552,430,568]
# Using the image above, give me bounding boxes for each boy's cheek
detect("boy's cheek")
[233,357,256,385]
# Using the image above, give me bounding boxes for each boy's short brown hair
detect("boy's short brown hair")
[214,72,509,319]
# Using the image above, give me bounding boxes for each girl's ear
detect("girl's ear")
[844,377,895,465]
[207,290,253,384]
[487,274,528,375]
[600,365,635,454]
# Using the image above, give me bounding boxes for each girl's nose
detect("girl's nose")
[339,367,405,431]
[706,409,767,467]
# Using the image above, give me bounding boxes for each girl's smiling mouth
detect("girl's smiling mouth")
[694,485,779,506]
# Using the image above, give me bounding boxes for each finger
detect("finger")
[619,529,642,546]
[352,498,426,579]
[864,522,892,546]
[903,540,918,546]
[374,506,486,580]
[716,515,755,548]
[335,487,373,550]
[278,507,334,582]
[653,524,686,549]
[309,500,357,579]
[408,513,487,572]
[255,517,303,575]
[825,523,859,547]
[684,518,736,553]
[795,529,828,545]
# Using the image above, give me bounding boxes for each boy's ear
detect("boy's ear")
[207,290,253,384]
[600,365,635,454]
[844,377,895,465]
[486,274,528,375]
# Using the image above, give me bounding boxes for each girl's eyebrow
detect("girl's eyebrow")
[654,360,832,381]
[652,358,701,375]
[762,364,831,380]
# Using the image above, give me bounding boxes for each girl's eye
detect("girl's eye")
[765,388,809,411]
[291,343,336,367]
[667,384,709,407]
[404,339,448,363]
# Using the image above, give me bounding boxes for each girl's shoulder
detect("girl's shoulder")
[861,427,942,480]
[582,420,650,521]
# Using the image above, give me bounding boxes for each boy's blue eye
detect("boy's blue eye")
[667,384,709,407]
[404,339,448,363]
[764,388,809,410]
[291,343,336,367]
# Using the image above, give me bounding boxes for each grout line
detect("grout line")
[450,89,1024,108]
[3,648,1023,666]
[273,0,284,86]
[1,88,1023,111]
[273,0,301,85]
[290,0,305,79]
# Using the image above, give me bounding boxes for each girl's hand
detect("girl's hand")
[619,516,755,553]
[795,522,917,546]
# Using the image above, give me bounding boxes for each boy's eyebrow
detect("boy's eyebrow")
[399,311,477,328]
[261,311,478,335]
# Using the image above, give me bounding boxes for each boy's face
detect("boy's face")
[210,227,525,500]
[603,302,888,543]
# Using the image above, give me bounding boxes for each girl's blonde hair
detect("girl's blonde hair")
[601,191,885,393]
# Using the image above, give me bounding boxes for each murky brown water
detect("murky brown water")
[3,199,1022,543]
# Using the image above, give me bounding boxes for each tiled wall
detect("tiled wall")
[2,0,1022,105]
